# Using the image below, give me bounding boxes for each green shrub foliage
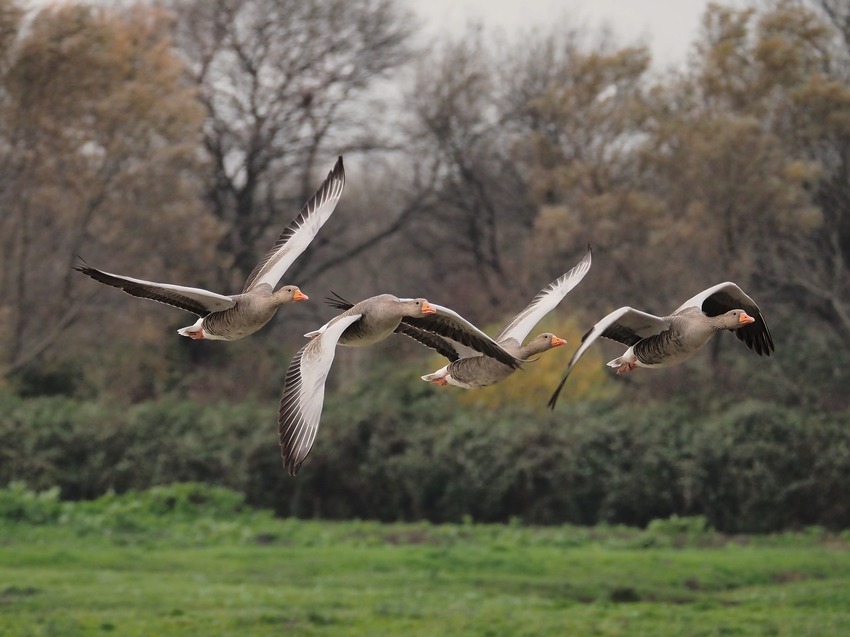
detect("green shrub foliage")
[1,381,848,533]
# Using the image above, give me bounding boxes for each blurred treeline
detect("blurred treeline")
[2,366,850,533]
[0,0,848,529]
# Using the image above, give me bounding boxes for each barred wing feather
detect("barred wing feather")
[497,247,592,343]
[278,313,361,476]
[74,264,235,316]
[243,157,345,293]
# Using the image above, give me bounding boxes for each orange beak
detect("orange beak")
[421,301,437,315]
[550,336,567,348]
[293,289,309,302]
[739,312,755,326]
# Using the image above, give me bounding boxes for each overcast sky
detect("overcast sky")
[409,0,733,68]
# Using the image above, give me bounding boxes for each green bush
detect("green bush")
[0,482,63,523]
[1,377,849,533]
[0,482,281,545]
[688,400,850,532]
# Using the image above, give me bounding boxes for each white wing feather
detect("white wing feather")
[78,267,235,313]
[279,313,361,475]
[673,281,757,315]
[497,247,592,343]
[244,157,345,292]
[548,306,668,409]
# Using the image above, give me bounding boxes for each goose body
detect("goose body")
[75,156,345,341]
[423,333,567,389]
[332,294,432,347]
[417,247,592,389]
[547,282,775,409]
[279,294,521,475]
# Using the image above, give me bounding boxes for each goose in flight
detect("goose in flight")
[278,294,521,475]
[418,247,591,388]
[321,248,591,389]
[75,156,345,341]
[548,282,773,409]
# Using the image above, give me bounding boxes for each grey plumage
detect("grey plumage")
[434,333,565,389]
[547,282,774,409]
[75,156,345,341]
[417,247,592,389]
[280,294,522,475]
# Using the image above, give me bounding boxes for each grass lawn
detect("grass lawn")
[1,486,849,636]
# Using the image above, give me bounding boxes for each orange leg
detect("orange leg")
[616,361,637,375]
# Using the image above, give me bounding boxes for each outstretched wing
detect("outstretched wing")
[75,262,235,316]
[243,156,345,292]
[675,282,774,356]
[497,246,592,343]
[278,313,362,476]
[402,302,521,369]
[394,324,462,362]
[547,307,669,410]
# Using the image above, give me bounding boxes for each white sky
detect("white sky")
[409,0,723,69]
[23,0,723,68]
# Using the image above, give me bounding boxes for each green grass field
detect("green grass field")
[1,485,849,636]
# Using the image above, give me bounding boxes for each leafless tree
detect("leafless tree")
[398,27,539,313]
[168,0,416,288]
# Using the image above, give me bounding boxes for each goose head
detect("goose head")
[523,333,567,357]
[399,298,436,317]
[716,309,755,331]
[273,286,309,305]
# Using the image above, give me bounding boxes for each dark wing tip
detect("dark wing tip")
[325,290,355,311]
[395,323,460,361]
[73,255,90,272]
[547,374,568,410]
[280,447,302,475]
[326,155,345,187]
[73,258,100,277]
[735,312,775,357]
[403,315,520,369]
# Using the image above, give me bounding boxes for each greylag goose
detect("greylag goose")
[383,247,591,389]
[278,294,522,475]
[548,282,774,409]
[75,157,345,341]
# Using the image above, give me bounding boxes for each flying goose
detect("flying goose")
[278,294,522,475]
[75,156,345,341]
[547,282,774,409]
[420,247,591,388]
[325,248,591,389]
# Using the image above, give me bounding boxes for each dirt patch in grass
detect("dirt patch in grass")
[381,529,442,545]
[0,586,39,602]
[773,571,809,584]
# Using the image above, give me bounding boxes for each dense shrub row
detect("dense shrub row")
[1,369,848,533]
